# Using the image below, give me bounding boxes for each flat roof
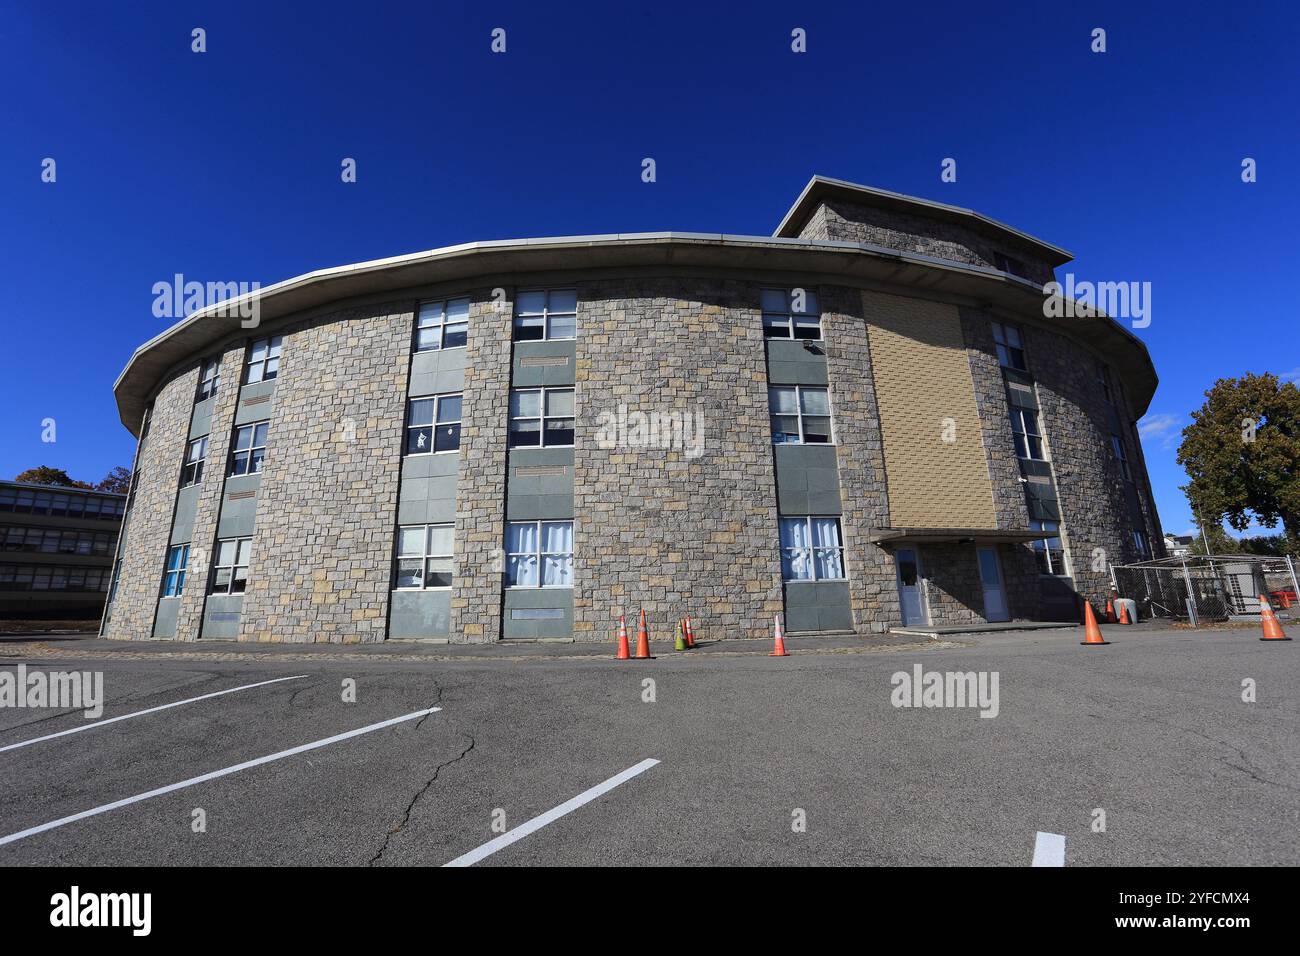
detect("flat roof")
[1,479,126,498]
[773,175,1074,267]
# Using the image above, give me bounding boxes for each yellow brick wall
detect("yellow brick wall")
[863,290,996,529]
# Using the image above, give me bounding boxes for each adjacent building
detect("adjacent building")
[0,481,126,619]
[101,176,1163,643]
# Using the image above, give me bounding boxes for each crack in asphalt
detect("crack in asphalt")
[367,732,476,866]
[1137,711,1300,794]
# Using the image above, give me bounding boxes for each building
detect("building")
[102,176,1163,643]
[0,480,126,619]
[1164,534,1194,558]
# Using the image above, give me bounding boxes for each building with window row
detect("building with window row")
[1,481,127,619]
[101,176,1163,643]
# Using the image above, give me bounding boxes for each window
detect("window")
[1009,407,1046,460]
[505,520,573,587]
[0,526,113,555]
[994,253,1027,278]
[1110,435,1132,481]
[415,297,470,352]
[162,544,190,597]
[197,357,221,401]
[228,422,269,476]
[210,537,251,594]
[509,388,575,447]
[769,386,832,444]
[107,558,122,604]
[1095,360,1115,405]
[0,564,110,592]
[762,288,822,340]
[779,516,845,581]
[991,321,1027,371]
[1031,520,1066,575]
[1132,530,1149,559]
[513,289,577,341]
[406,394,462,454]
[181,436,208,487]
[394,524,454,589]
[244,335,282,384]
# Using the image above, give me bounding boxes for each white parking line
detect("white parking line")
[443,758,660,867]
[0,674,309,754]
[0,707,440,847]
[1032,831,1066,866]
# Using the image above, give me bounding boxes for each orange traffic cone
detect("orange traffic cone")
[614,614,630,660]
[1117,600,1131,625]
[1081,602,1110,645]
[1104,598,1117,624]
[634,609,653,659]
[1259,595,1291,641]
[769,614,789,657]
[684,615,697,648]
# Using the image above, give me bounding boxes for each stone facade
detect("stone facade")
[1022,323,1157,603]
[175,342,245,640]
[451,291,514,644]
[238,304,412,643]
[800,199,1056,285]
[573,278,782,641]
[105,364,198,640]
[103,181,1162,643]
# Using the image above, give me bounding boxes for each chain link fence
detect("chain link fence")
[1111,555,1299,623]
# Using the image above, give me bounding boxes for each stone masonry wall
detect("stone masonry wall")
[175,342,246,640]
[959,307,1042,619]
[821,286,899,633]
[238,304,412,643]
[805,200,1055,286]
[104,363,198,640]
[451,291,513,644]
[1024,323,1145,608]
[573,278,782,641]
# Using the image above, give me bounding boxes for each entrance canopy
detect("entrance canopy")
[867,527,1045,546]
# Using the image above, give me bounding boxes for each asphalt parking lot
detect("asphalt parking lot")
[0,623,1295,866]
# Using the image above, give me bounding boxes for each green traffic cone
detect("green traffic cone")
[674,621,686,651]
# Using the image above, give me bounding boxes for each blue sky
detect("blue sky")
[2,1,1296,538]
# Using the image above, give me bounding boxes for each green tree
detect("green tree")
[1178,373,1300,551]
[95,466,132,494]
[13,466,92,489]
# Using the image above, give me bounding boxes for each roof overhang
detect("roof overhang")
[867,528,1048,546]
[773,175,1074,267]
[113,232,1157,435]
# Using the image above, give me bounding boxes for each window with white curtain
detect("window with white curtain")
[505,520,573,587]
[779,516,845,582]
